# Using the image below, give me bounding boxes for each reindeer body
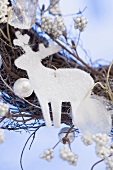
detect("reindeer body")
[27,64,91,100]
[14,32,94,127]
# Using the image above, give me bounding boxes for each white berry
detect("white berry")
[92,133,110,146]
[40,148,54,162]
[41,15,65,38]
[95,145,111,158]
[73,16,88,32]
[0,0,11,23]
[105,156,113,170]
[81,132,93,146]
[60,145,78,166]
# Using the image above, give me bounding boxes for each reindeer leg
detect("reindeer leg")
[39,99,51,127]
[71,101,80,125]
[51,101,61,128]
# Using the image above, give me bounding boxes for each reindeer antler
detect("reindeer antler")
[14,32,61,62]
[39,43,46,52]
[13,31,30,51]
[38,42,61,59]
[49,42,61,53]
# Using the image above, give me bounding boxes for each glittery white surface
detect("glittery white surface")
[14,33,94,128]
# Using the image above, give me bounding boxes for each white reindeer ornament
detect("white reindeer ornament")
[14,32,94,128]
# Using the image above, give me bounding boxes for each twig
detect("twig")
[90,158,104,170]
[45,0,61,13]
[0,28,9,41]
[7,7,13,47]
[1,57,20,79]
[0,74,41,109]
[63,6,87,17]
[65,125,74,138]
[35,22,104,77]
[62,125,74,144]
[106,61,113,101]
[20,124,44,170]
[0,37,18,49]
[91,154,112,170]
[52,140,61,149]
[11,117,33,123]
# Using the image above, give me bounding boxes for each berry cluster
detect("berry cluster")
[95,145,111,158]
[81,133,93,146]
[41,15,65,38]
[81,132,112,161]
[108,142,113,154]
[60,145,78,166]
[52,16,65,38]
[73,16,88,32]
[0,0,11,23]
[0,102,9,116]
[105,156,113,170]
[92,133,111,159]
[41,16,53,34]
[49,0,61,15]
[40,148,54,161]
[92,133,110,146]
[0,129,4,143]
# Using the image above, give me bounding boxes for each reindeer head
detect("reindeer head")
[14,31,61,70]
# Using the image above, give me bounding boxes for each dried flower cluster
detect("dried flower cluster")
[0,0,10,23]
[41,15,65,38]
